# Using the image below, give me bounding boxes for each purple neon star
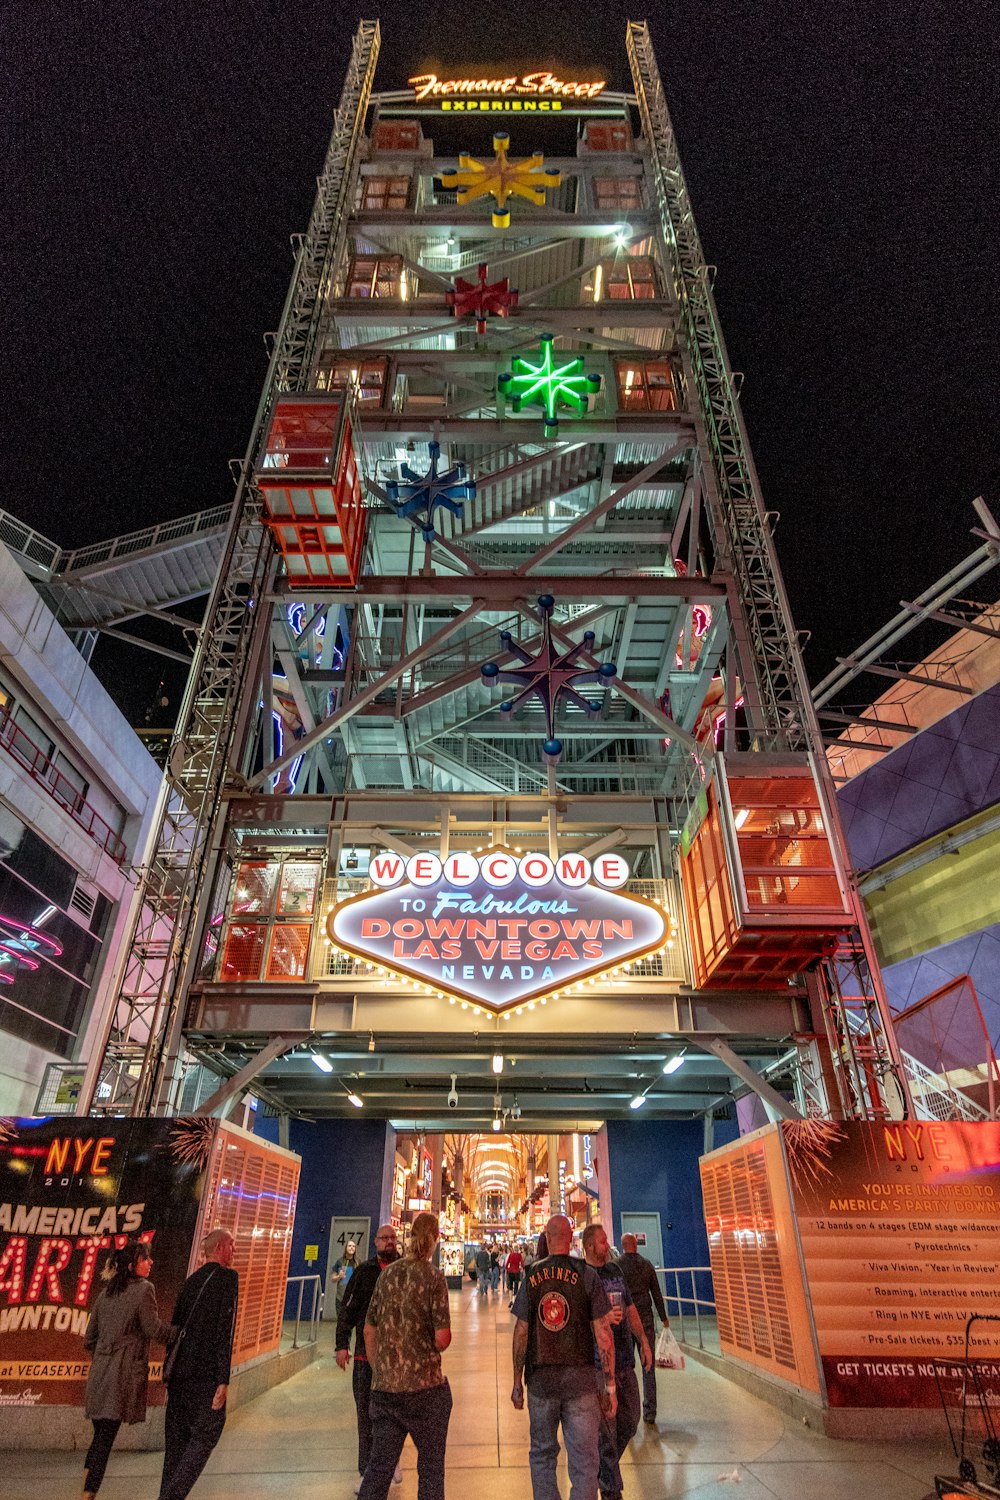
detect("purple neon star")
[480,596,617,764]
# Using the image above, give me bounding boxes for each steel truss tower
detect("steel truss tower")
[82,19,910,1127]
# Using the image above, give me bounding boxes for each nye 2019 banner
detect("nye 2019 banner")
[0,1117,212,1408]
[784,1119,1000,1408]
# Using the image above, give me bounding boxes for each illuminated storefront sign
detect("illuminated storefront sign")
[328,847,668,1012]
[409,71,606,108]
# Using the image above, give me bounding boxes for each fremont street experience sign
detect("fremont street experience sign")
[328,848,669,1013]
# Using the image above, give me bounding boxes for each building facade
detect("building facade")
[0,540,162,1113]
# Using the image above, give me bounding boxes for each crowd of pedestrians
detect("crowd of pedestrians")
[80,1228,238,1500]
[78,1211,669,1500]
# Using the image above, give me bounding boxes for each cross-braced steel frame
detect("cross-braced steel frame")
[80,21,381,1115]
[82,18,910,1124]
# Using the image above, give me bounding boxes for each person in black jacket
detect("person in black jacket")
[157,1228,239,1500]
[618,1233,669,1425]
[336,1224,402,1493]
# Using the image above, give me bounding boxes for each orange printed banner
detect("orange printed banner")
[783,1120,1000,1407]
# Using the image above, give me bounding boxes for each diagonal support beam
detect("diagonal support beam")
[515,440,691,576]
[698,1036,803,1121]
[249,602,485,789]
[198,1036,297,1118]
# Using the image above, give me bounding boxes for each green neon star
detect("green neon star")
[497,335,601,436]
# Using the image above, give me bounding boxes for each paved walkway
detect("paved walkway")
[6,1282,947,1499]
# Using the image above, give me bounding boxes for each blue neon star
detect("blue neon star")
[480,595,617,764]
[384,441,476,543]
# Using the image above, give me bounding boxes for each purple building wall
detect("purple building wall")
[836,683,1000,1060]
[837,683,1000,871]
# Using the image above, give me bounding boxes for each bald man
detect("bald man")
[336,1224,404,1492]
[618,1234,668,1425]
[511,1214,616,1500]
[158,1228,238,1500]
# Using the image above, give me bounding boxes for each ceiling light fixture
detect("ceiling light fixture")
[662,1050,687,1075]
[347,1092,364,1109]
[629,1094,647,1110]
[492,1053,504,1074]
[311,1053,333,1073]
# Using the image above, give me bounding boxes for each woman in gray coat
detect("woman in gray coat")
[81,1241,175,1498]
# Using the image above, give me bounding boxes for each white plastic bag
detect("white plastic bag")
[655,1324,685,1370]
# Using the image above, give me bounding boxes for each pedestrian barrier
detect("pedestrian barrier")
[286,1273,324,1349]
[657,1265,715,1349]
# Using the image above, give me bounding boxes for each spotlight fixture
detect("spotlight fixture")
[492,1116,501,1132]
[311,1053,333,1073]
[629,1094,647,1110]
[368,1031,376,1052]
[492,1053,504,1074]
[347,1092,364,1109]
[662,1050,687,1075]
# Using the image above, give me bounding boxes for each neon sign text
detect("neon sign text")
[330,846,667,1011]
[409,72,606,102]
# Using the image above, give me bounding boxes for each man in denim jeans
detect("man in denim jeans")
[360,1212,452,1500]
[511,1215,615,1500]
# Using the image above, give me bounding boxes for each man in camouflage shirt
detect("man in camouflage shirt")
[360,1211,453,1500]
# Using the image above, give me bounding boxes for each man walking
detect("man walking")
[511,1214,615,1500]
[359,1211,452,1500]
[617,1233,669,1425]
[475,1243,490,1299]
[336,1223,403,1493]
[582,1225,651,1500]
[505,1243,524,1307]
[158,1228,238,1500]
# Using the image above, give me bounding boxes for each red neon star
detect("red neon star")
[446,263,519,335]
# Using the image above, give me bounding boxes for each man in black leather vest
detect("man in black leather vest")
[511,1214,616,1500]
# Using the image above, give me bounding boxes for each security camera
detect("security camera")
[447,1074,459,1110]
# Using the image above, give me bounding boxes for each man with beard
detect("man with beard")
[337,1224,404,1493]
[582,1224,651,1500]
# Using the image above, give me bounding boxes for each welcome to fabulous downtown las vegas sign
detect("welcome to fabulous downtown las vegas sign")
[328,848,672,1013]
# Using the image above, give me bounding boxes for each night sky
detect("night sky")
[5,1,999,718]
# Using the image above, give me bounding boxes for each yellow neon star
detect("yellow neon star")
[441,132,562,229]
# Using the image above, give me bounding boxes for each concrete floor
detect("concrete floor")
[6,1283,949,1499]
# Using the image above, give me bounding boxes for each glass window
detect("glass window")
[606,256,658,300]
[615,360,678,412]
[584,122,633,151]
[215,859,322,983]
[372,121,422,152]
[0,807,112,1057]
[313,356,389,404]
[593,177,643,212]
[346,255,405,299]
[277,863,319,916]
[361,176,410,211]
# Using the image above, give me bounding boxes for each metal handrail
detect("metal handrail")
[0,706,126,862]
[287,1274,324,1349]
[657,1264,715,1350]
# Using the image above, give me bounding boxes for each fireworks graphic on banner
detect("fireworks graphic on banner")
[480,595,616,764]
[440,133,561,229]
[446,263,519,335]
[782,1119,848,1190]
[168,1117,215,1170]
[377,441,476,543]
[498,335,601,436]
[0,1118,17,1149]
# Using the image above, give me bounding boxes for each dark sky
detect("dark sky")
[5,0,999,707]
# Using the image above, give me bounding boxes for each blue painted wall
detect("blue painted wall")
[254,1116,390,1284]
[605,1117,738,1269]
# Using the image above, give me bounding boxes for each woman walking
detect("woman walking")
[81,1241,175,1498]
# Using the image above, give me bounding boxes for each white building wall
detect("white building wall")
[0,542,164,1113]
